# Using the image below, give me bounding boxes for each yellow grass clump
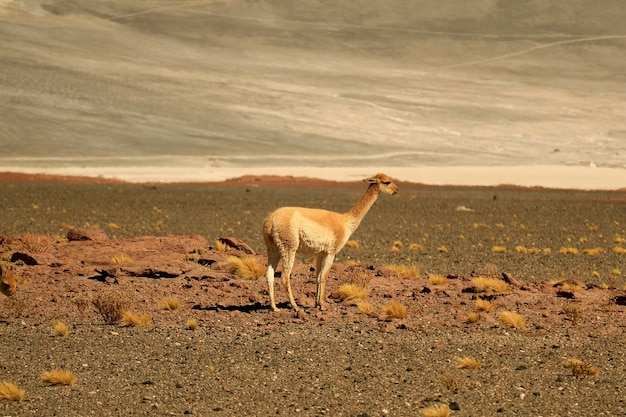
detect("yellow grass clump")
[111,254,132,264]
[0,381,24,402]
[465,312,480,324]
[498,311,527,330]
[457,356,483,369]
[429,274,448,285]
[186,318,199,330]
[382,300,407,319]
[492,246,507,253]
[41,369,77,386]
[345,240,360,249]
[357,301,375,314]
[92,290,134,325]
[475,298,496,312]
[53,320,70,337]
[515,245,528,254]
[420,403,451,417]
[559,247,579,255]
[224,256,265,280]
[437,246,448,253]
[566,358,599,379]
[582,247,604,256]
[121,311,152,327]
[108,222,119,230]
[384,263,420,279]
[560,281,583,292]
[21,233,55,253]
[613,246,626,254]
[470,277,510,293]
[336,283,370,301]
[409,243,423,250]
[214,239,230,252]
[159,297,181,311]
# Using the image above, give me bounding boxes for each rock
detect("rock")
[67,227,109,242]
[11,252,39,265]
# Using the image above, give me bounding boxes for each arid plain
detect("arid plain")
[1,174,625,416]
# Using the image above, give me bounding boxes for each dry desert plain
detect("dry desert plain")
[0,174,625,416]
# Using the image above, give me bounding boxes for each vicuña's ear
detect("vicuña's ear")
[363,176,380,184]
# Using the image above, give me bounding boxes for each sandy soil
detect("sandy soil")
[1,175,625,416]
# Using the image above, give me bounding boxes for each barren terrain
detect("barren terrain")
[1,175,625,416]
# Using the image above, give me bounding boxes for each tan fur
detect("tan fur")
[263,173,398,311]
[0,265,17,297]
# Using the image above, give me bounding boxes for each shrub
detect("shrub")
[357,301,375,314]
[345,240,359,249]
[0,381,24,402]
[470,277,510,293]
[420,404,451,417]
[21,233,54,253]
[336,283,370,301]
[111,254,132,264]
[475,298,495,312]
[566,358,599,379]
[498,311,527,330]
[428,274,447,285]
[53,320,70,337]
[186,318,199,330]
[121,311,151,327]
[457,356,482,369]
[92,290,133,325]
[159,297,181,311]
[465,312,480,324]
[41,369,77,386]
[382,300,407,319]
[223,256,265,280]
[384,263,420,279]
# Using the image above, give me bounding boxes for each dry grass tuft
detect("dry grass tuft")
[91,290,134,325]
[41,369,77,386]
[562,304,582,325]
[457,356,483,369]
[465,312,480,324]
[440,374,459,392]
[492,246,507,253]
[186,318,199,330]
[582,247,604,256]
[498,311,527,330]
[559,247,579,255]
[566,358,599,379]
[121,311,151,327]
[345,240,360,249]
[357,301,375,314]
[437,245,448,253]
[420,403,451,417]
[159,297,181,311]
[53,320,70,337]
[470,277,510,293]
[111,254,132,264]
[475,298,496,312]
[214,239,230,252]
[21,233,54,253]
[0,381,24,402]
[336,283,370,301]
[429,274,448,285]
[384,263,420,279]
[409,243,423,251]
[613,246,626,254]
[223,256,265,280]
[382,299,407,319]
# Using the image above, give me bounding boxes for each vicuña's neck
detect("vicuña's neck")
[345,184,379,229]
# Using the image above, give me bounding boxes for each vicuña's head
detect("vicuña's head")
[0,266,17,297]
[363,173,399,195]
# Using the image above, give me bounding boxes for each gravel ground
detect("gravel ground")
[1,176,625,416]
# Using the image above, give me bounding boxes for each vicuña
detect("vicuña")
[263,173,398,312]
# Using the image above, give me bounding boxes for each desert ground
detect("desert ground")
[1,174,625,416]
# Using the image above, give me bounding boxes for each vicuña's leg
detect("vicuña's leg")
[315,253,335,310]
[281,250,299,312]
[266,247,281,311]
